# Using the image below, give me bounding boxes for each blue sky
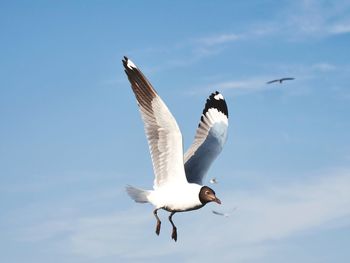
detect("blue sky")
[1,0,350,262]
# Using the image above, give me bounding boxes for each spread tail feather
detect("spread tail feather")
[126,185,150,203]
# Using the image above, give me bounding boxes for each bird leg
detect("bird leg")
[168,211,177,242]
[153,209,161,235]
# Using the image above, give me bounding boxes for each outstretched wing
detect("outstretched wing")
[266,79,279,84]
[281,77,295,81]
[123,57,187,189]
[184,91,229,185]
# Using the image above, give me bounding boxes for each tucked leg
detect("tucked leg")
[153,209,161,235]
[168,211,177,242]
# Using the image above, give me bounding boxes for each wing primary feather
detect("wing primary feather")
[184,91,229,185]
[201,91,229,120]
[123,57,187,189]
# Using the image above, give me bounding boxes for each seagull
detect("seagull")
[210,177,218,184]
[122,56,229,242]
[266,77,295,84]
[212,207,237,218]
[212,210,230,217]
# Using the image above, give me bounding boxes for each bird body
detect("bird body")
[127,183,204,211]
[122,56,228,241]
[148,183,203,212]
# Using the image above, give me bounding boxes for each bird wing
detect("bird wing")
[266,79,279,84]
[281,77,295,81]
[212,210,225,216]
[184,91,228,185]
[123,57,187,189]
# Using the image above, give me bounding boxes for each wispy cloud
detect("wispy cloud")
[282,0,350,39]
[214,78,270,91]
[228,170,350,244]
[125,1,350,76]
[311,62,337,72]
[328,22,350,34]
[15,168,350,262]
[126,28,272,73]
[188,75,297,97]
[188,59,347,98]
[167,33,244,68]
[195,33,242,46]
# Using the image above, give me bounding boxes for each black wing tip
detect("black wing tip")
[202,91,229,118]
[122,56,137,70]
[122,56,128,67]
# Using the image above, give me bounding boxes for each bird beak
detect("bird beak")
[213,197,221,204]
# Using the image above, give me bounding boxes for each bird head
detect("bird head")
[199,186,221,205]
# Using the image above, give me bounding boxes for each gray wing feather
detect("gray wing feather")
[123,57,187,189]
[184,91,228,185]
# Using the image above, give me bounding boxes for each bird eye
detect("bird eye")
[205,191,210,195]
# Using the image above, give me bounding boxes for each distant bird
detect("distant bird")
[210,177,218,184]
[266,77,295,84]
[212,210,230,217]
[123,57,229,242]
[212,207,237,218]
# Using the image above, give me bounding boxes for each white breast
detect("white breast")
[148,183,203,211]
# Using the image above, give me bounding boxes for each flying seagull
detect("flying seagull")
[266,77,295,84]
[123,56,229,242]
